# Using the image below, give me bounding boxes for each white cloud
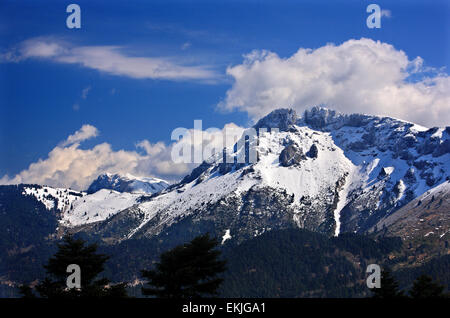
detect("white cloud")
[5,38,67,61]
[219,38,450,127]
[0,123,244,190]
[3,37,218,82]
[381,9,392,18]
[59,124,98,147]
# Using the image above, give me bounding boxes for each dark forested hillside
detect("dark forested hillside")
[0,185,58,288]
[219,229,449,297]
[219,229,404,297]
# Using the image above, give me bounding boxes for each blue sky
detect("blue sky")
[0,0,448,189]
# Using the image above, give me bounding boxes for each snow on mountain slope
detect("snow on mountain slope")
[127,162,258,238]
[120,110,358,241]
[87,173,170,194]
[61,189,141,227]
[300,107,449,233]
[57,107,449,243]
[22,185,85,212]
[255,126,353,199]
[20,184,140,228]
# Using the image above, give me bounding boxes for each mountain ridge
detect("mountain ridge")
[86,172,170,194]
[55,106,448,244]
[3,107,449,244]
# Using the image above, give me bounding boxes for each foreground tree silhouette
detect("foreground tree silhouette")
[22,235,127,298]
[372,269,404,298]
[141,234,226,298]
[18,284,36,298]
[409,275,445,298]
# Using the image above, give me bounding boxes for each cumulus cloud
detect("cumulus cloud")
[2,37,218,81]
[219,38,450,127]
[0,123,244,190]
[59,124,98,147]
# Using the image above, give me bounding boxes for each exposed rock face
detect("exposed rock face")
[279,144,306,167]
[254,108,297,131]
[434,139,450,157]
[301,106,371,130]
[218,162,235,175]
[180,162,213,184]
[404,168,417,184]
[87,173,169,194]
[306,144,318,159]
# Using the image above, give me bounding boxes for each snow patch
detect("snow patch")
[222,229,232,244]
[61,189,140,227]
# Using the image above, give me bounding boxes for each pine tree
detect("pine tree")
[372,269,404,298]
[22,235,127,298]
[409,275,445,298]
[141,234,227,298]
[18,284,36,298]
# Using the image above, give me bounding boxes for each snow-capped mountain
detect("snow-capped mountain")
[18,173,170,228]
[57,107,448,244]
[87,173,170,194]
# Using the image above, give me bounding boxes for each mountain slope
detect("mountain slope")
[60,189,142,227]
[91,117,354,242]
[69,107,448,244]
[370,180,449,240]
[0,185,59,289]
[21,185,85,213]
[302,107,449,233]
[220,228,403,297]
[365,180,449,267]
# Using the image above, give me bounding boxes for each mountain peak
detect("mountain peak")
[253,106,374,131]
[87,172,169,194]
[253,108,298,131]
[301,106,351,129]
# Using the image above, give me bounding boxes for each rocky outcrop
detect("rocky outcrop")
[254,108,297,132]
[306,144,319,159]
[87,173,169,194]
[279,144,306,167]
